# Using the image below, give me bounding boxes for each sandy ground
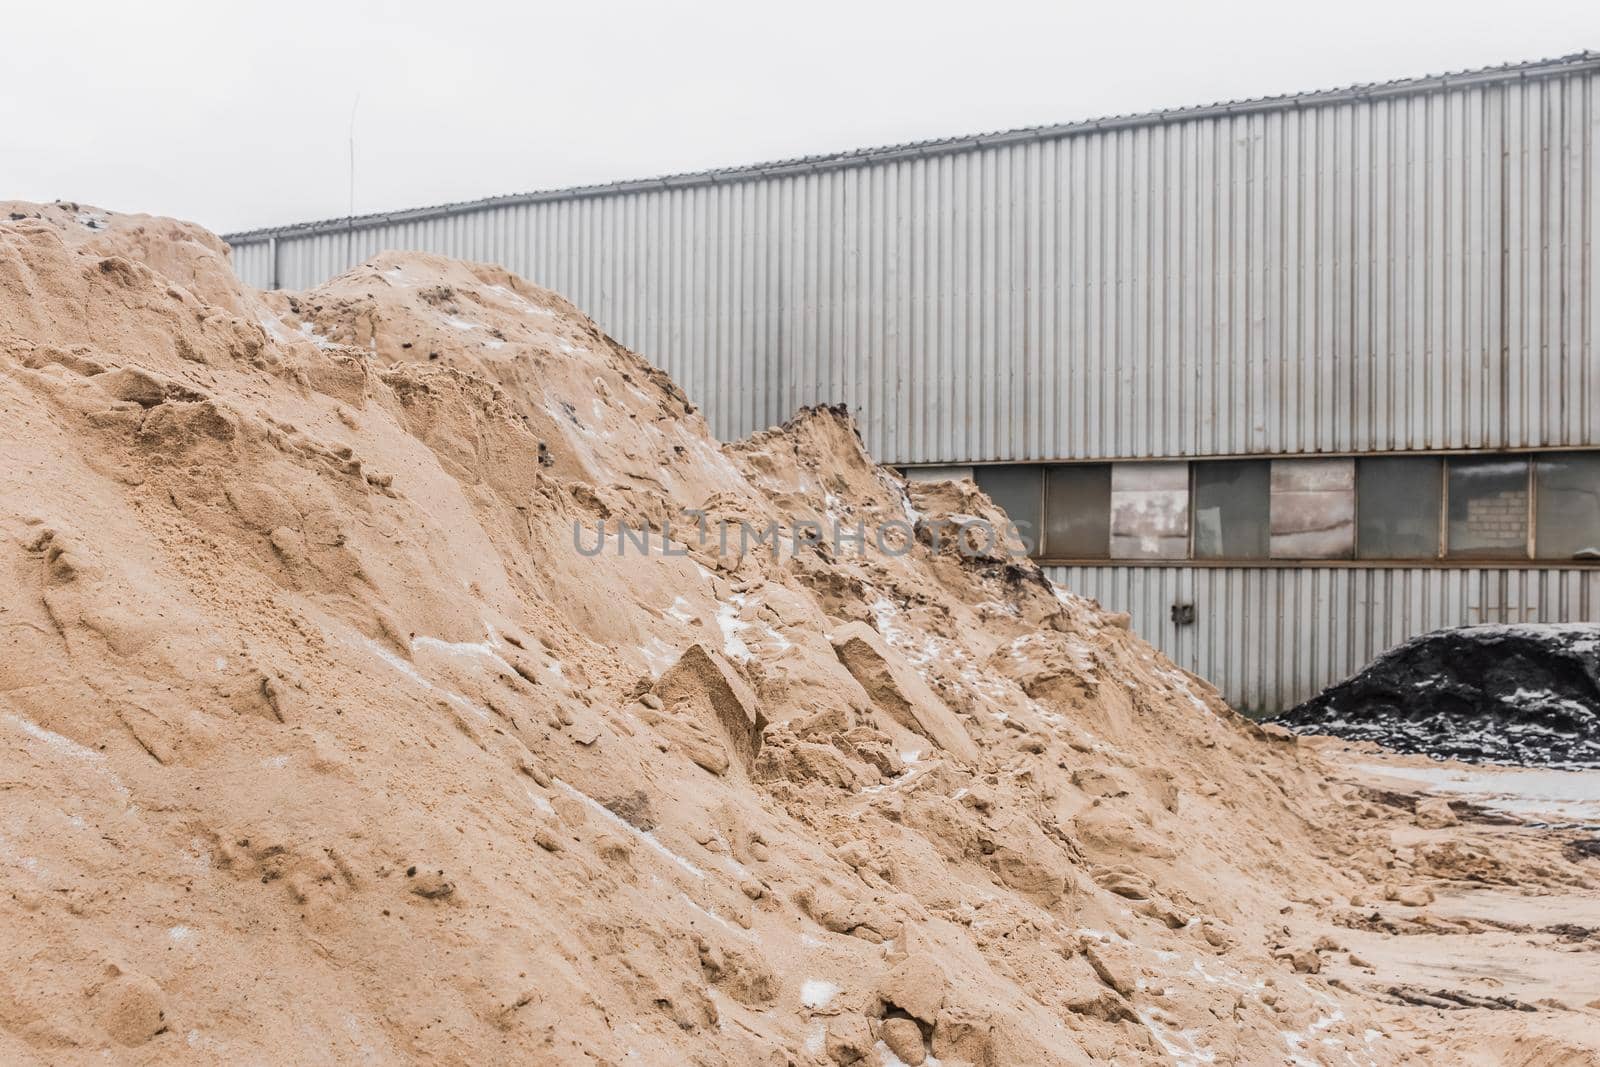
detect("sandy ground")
[0,201,1595,1065]
[1300,743,1600,1063]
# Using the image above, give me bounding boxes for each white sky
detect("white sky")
[3,0,1596,236]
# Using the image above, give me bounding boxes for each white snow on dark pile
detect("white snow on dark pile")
[1275,624,1600,769]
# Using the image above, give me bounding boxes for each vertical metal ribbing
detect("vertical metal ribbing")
[223,70,1595,466]
[1045,564,1599,713]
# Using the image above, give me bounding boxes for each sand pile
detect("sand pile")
[2,201,1597,1065]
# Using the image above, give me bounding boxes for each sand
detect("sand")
[1,200,1596,1065]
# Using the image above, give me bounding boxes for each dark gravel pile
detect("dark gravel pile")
[1275,624,1600,768]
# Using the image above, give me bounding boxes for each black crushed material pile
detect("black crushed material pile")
[1275,624,1600,768]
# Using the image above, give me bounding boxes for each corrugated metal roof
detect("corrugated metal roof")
[223,50,1600,243]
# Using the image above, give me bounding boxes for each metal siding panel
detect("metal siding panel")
[227,239,274,288]
[1044,564,1599,713]
[215,68,1594,464]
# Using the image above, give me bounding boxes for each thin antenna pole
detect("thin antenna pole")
[346,93,361,265]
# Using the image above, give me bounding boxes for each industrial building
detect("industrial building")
[224,52,1600,713]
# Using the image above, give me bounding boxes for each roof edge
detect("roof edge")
[223,50,1600,245]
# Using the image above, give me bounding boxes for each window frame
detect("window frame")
[1443,455,1534,561]
[957,450,1599,568]
[972,465,1045,556]
[1354,455,1446,561]
[1190,459,1272,561]
[1042,463,1112,560]
[1532,453,1600,561]
[1269,457,1357,560]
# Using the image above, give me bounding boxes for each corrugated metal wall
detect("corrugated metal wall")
[227,58,1600,466]
[1050,564,1600,713]
[228,238,276,291]
[222,57,1600,713]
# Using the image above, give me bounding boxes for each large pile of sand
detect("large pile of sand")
[1,202,1596,1064]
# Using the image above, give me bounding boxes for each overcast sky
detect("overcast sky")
[3,0,1596,236]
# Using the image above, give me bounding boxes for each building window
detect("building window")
[960,450,1597,565]
[1356,457,1443,559]
[1042,464,1111,558]
[973,466,1042,554]
[1193,460,1270,559]
[1270,459,1355,559]
[1110,462,1189,559]
[1535,453,1600,560]
[1446,457,1529,559]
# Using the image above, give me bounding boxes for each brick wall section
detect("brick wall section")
[1464,490,1528,548]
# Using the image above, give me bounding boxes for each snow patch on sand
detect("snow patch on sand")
[800,979,839,1009]
[556,780,706,880]
[1355,762,1600,825]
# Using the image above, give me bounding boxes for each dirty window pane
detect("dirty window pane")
[974,466,1043,555]
[1043,465,1110,558]
[1357,457,1442,559]
[1446,457,1529,559]
[1535,453,1600,560]
[1110,463,1188,559]
[1270,459,1355,558]
[1193,461,1269,559]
